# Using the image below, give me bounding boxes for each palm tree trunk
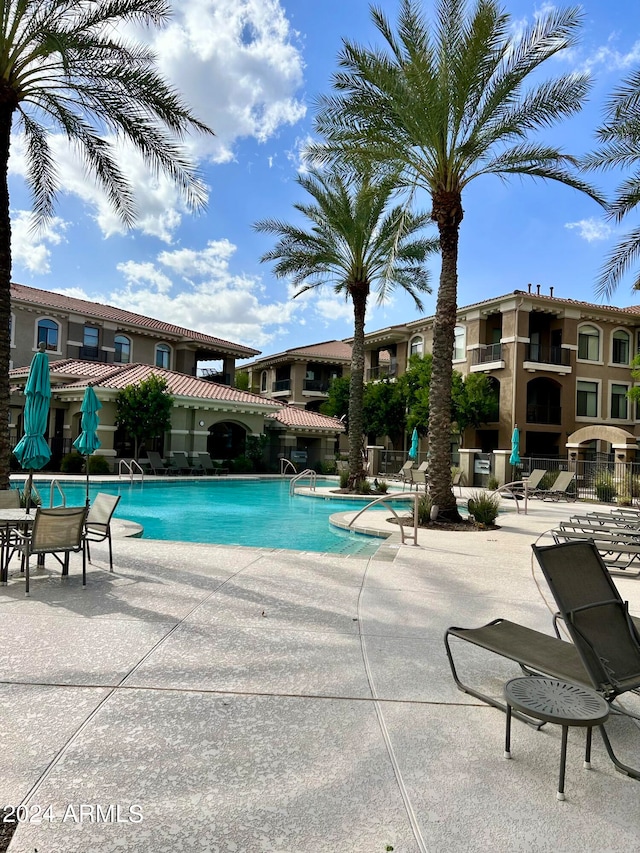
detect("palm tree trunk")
[0,104,13,489]
[429,192,463,522]
[348,286,368,487]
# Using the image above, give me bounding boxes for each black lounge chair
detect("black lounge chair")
[445,539,640,779]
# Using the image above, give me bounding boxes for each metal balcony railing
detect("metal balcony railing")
[526,404,562,424]
[272,379,291,392]
[366,364,397,381]
[303,379,329,392]
[472,343,502,365]
[524,344,570,366]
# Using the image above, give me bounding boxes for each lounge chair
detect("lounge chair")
[145,451,170,475]
[16,506,88,596]
[537,470,575,501]
[168,451,203,476]
[85,493,121,572]
[194,453,228,476]
[444,539,640,779]
[410,468,428,491]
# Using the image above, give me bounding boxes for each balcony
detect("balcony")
[303,379,329,393]
[472,343,502,364]
[199,369,231,385]
[272,379,291,393]
[366,364,397,381]
[526,404,562,425]
[524,345,570,366]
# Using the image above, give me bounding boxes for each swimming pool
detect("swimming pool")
[34,478,395,556]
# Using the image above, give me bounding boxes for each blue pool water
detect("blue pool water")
[34,478,398,556]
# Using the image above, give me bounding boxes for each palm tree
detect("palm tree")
[312,0,601,520]
[255,168,435,487]
[0,0,213,486]
[584,68,640,299]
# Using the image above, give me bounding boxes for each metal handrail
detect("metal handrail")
[289,468,317,495]
[118,458,144,482]
[49,479,67,507]
[280,458,297,476]
[490,479,530,515]
[346,492,419,545]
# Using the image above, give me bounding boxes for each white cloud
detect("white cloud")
[565,218,613,242]
[73,239,301,349]
[9,0,306,242]
[11,210,68,274]
[579,36,640,75]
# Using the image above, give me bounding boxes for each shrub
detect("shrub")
[355,478,371,494]
[60,452,84,473]
[20,484,42,508]
[487,475,499,491]
[231,455,252,474]
[594,472,616,503]
[339,469,349,489]
[87,454,111,474]
[467,490,500,526]
[376,479,389,494]
[414,493,435,525]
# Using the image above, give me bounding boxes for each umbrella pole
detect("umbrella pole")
[25,471,33,514]
[85,456,90,508]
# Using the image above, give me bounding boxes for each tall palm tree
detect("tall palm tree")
[0,0,213,486]
[312,0,601,520]
[255,168,435,487]
[584,68,640,299]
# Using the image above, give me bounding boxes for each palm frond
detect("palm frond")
[596,226,640,300]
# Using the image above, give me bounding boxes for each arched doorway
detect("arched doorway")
[208,421,248,460]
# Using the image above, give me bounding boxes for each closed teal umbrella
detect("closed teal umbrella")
[13,343,51,511]
[73,385,102,506]
[509,425,521,467]
[408,427,419,460]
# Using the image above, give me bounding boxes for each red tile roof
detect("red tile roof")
[267,406,344,432]
[243,339,352,368]
[11,282,259,357]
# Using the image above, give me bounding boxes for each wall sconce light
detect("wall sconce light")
[569,452,577,460]
[617,453,625,461]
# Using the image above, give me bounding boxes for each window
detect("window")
[611,383,629,419]
[453,326,466,361]
[155,343,170,369]
[612,330,630,365]
[83,326,99,358]
[260,371,267,392]
[576,380,598,417]
[409,336,423,357]
[37,318,59,351]
[578,325,600,361]
[114,334,131,364]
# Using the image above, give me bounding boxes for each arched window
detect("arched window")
[409,336,423,357]
[612,329,630,365]
[114,334,131,364]
[155,343,171,369]
[578,324,600,361]
[260,371,268,392]
[37,318,59,351]
[453,326,466,361]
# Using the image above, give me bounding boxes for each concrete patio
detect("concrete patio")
[1,493,639,852]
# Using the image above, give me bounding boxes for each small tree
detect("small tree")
[115,375,173,459]
[245,434,268,472]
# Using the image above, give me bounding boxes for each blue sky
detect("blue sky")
[9,1,640,366]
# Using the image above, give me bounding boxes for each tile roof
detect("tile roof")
[242,339,352,368]
[11,282,259,357]
[10,360,281,408]
[267,406,345,432]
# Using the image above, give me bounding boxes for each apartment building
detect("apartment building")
[239,340,352,411]
[362,285,640,462]
[8,284,344,469]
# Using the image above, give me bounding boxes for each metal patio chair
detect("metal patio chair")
[16,506,88,596]
[85,493,121,572]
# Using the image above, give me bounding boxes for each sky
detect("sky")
[9,0,640,368]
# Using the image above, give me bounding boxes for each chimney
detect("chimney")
[550,286,554,297]
[536,284,540,295]
[527,283,532,293]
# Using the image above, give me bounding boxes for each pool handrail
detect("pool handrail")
[289,469,317,495]
[49,479,67,508]
[347,492,419,546]
[118,458,144,482]
[280,458,297,475]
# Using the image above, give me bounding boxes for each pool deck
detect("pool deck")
[1,485,640,851]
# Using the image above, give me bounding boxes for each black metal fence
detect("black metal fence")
[519,455,640,504]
